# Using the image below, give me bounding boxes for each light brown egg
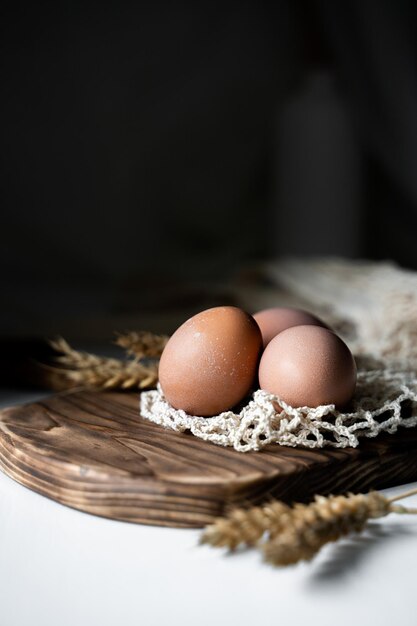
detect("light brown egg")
[159,306,262,417]
[253,307,328,348]
[258,325,356,408]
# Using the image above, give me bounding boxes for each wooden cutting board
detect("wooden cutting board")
[1,390,417,528]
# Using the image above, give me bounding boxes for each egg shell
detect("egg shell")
[253,307,328,348]
[158,306,262,417]
[258,325,356,408]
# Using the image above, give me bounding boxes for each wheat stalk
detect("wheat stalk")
[262,492,389,566]
[201,501,292,550]
[47,337,160,390]
[201,488,417,566]
[50,337,106,369]
[115,331,169,359]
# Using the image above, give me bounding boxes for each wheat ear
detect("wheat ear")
[201,488,417,566]
[115,331,169,359]
[48,337,159,390]
[262,492,389,566]
[200,501,292,550]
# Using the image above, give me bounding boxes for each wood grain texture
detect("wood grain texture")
[1,390,417,527]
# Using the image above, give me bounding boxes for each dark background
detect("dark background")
[2,0,417,342]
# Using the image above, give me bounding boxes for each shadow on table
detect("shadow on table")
[308,522,416,586]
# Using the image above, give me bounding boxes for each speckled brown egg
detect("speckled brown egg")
[253,307,328,348]
[158,306,262,417]
[258,325,356,408]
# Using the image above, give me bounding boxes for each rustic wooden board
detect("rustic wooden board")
[1,390,417,528]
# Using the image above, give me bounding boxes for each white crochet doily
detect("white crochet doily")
[140,369,417,452]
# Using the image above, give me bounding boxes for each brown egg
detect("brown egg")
[258,325,356,408]
[159,306,262,417]
[253,307,328,348]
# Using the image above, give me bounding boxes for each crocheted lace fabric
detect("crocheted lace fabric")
[140,370,417,452]
[140,260,417,452]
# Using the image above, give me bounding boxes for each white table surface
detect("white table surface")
[1,390,416,626]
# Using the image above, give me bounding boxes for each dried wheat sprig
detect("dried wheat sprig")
[48,337,159,390]
[201,488,417,566]
[49,337,110,369]
[262,492,390,566]
[61,361,159,390]
[115,331,169,360]
[200,501,292,550]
